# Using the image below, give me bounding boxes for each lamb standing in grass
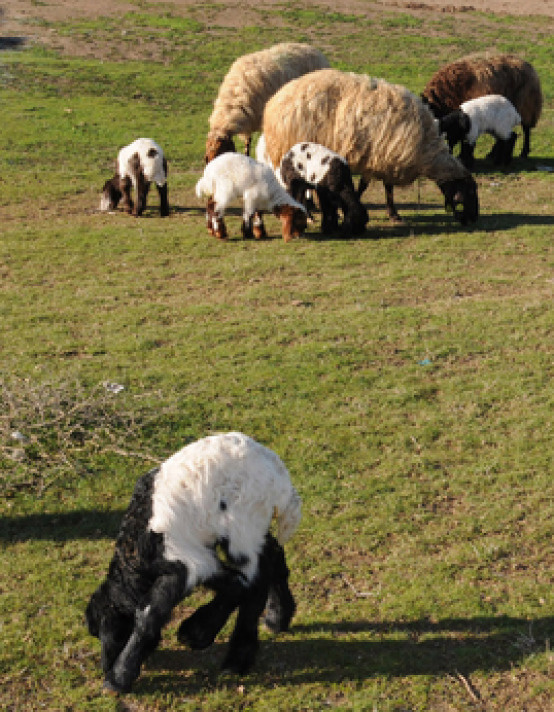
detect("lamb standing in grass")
[422,54,542,159]
[205,42,329,163]
[195,153,308,242]
[262,69,479,225]
[100,138,169,217]
[86,432,301,694]
[439,94,521,169]
[279,142,369,235]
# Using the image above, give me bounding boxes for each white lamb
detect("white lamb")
[100,138,169,217]
[86,432,301,693]
[195,153,307,242]
[439,94,521,169]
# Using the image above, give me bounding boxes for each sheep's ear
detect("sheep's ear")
[461,113,471,133]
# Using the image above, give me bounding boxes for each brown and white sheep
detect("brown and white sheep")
[205,43,329,163]
[422,54,543,158]
[262,69,479,226]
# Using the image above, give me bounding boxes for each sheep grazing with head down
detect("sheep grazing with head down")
[262,69,479,226]
[100,138,169,217]
[439,94,521,169]
[86,432,301,694]
[195,153,308,242]
[422,54,542,159]
[279,141,369,236]
[205,42,329,163]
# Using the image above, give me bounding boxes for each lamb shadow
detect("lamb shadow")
[0,36,26,50]
[136,614,553,696]
[0,509,126,542]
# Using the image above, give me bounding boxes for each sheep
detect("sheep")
[100,138,169,217]
[421,54,543,158]
[195,153,308,242]
[279,141,369,236]
[262,69,479,226]
[439,94,521,169]
[86,431,301,694]
[205,42,329,163]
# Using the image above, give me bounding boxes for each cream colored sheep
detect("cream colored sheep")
[262,69,479,225]
[205,43,329,163]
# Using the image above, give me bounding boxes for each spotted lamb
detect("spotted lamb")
[86,432,302,694]
[439,94,521,169]
[100,138,169,217]
[195,153,307,242]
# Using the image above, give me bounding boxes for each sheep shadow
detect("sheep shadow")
[135,614,553,696]
[0,509,125,542]
[0,36,25,50]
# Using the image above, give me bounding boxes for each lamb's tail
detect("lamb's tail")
[195,175,212,200]
[275,485,302,545]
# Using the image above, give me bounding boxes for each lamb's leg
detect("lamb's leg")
[134,175,149,217]
[459,141,475,170]
[384,183,403,224]
[210,201,228,240]
[105,568,188,694]
[263,535,296,634]
[120,176,134,214]
[520,125,531,158]
[157,183,169,217]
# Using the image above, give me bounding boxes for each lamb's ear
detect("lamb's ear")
[461,112,471,134]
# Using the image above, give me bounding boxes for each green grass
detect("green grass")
[1,2,553,710]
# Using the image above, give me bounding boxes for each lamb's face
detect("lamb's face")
[100,177,122,211]
[441,176,479,226]
[276,205,308,242]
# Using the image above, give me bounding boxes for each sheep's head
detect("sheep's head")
[440,175,479,225]
[100,176,122,212]
[205,133,236,164]
[439,110,471,151]
[274,205,308,242]
[342,202,369,236]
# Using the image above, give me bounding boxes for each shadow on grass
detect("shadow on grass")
[0,509,125,542]
[136,614,553,694]
[0,37,26,50]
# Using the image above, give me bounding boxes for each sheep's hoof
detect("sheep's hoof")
[177,618,216,650]
[221,642,257,674]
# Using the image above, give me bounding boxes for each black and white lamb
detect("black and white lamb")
[86,432,302,694]
[195,153,307,242]
[100,138,169,217]
[439,94,521,169]
[278,141,369,236]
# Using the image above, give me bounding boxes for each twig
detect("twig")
[451,670,486,708]
[340,573,375,598]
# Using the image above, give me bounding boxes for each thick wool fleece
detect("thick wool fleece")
[262,69,471,189]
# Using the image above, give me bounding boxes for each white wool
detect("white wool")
[148,432,301,587]
[195,153,305,222]
[283,142,347,185]
[460,95,521,145]
[255,134,284,185]
[117,138,167,187]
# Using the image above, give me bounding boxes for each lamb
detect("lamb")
[422,54,543,158]
[262,69,479,226]
[100,138,169,217]
[205,42,329,163]
[279,141,369,235]
[195,153,308,242]
[86,432,301,694]
[439,94,521,169]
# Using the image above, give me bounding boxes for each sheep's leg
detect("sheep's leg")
[263,535,296,634]
[520,125,531,158]
[357,177,368,199]
[317,185,340,234]
[120,176,134,214]
[459,141,475,170]
[244,136,251,156]
[208,200,228,239]
[133,174,149,217]
[252,212,267,239]
[384,183,403,224]
[157,183,169,217]
[105,567,188,694]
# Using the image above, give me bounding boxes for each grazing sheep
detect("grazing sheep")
[100,138,169,217]
[262,69,479,226]
[86,432,301,694]
[422,54,543,158]
[439,94,521,169]
[279,141,369,235]
[205,42,329,163]
[195,153,308,242]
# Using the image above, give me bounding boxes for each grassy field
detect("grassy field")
[1,2,553,710]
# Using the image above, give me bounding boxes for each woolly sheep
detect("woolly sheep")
[195,153,308,242]
[262,69,479,226]
[439,94,521,169]
[205,42,329,163]
[86,432,301,694]
[422,54,543,158]
[100,138,169,217]
[279,141,369,235]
